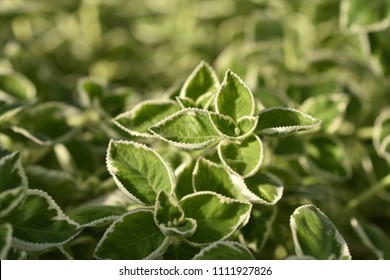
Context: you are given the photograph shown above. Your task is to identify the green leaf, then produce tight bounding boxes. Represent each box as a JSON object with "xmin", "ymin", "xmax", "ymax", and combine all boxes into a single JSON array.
[
  {"xmin": 175, "ymin": 96, "xmax": 195, "ymax": 109},
  {"xmin": 10, "ymin": 102, "xmax": 80, "ymax": 145},
  {"xmin": 180, "ymin": 61, "xmax": 219, "ymax": 101},
  {"xmin": 301, "ymin": 135, "xmax": 351, "ymax": 181},
  {"xmin": 341, "ymin": 0, "xmax": 390, "ymax": 32},
  {"xmin": 163, "ymin": 241, "xmax": 200, "ymax": 260},
  {"xmin": 283, "ymin": 14, "xmax": 315, "ymax": 71},
  {"xmin": 290, "ymin": 205, "xmax": 351, "ymax": 260},
  {"xmin": 373, "ymin": 109, "xmax": 390, "ymax": 163},
  {"xmin": 94, "ymin": 209, "xmax": 169, "ymax": 260},
  {"xmin": 77, "ymin": 78, "xmax": 105, "ymax": 107},
  {"xmin": 209, "ymin": 113, "xmax": 238, "ymax": 137},
  {"xmin": 68, "ymin": 205, "xmax": 127, "ymax": 227},
  {"xmin": 301, "ymin": 93, "xmax": 350, "ymax": 133},
  {"xmin": 3, "ymin": 189, "xmax": 81, "ymax": 251},
  {"xmin": 215, "ymin": 70, "xmax": 256, "ymax": 121},
  {"xmin": 210, "ymin": 113, "xmax": 258, "ymax": 140},
  {"xmin": 218, "ymin": 135, "xmax": 264, "ymax": 178},
  {"xmin": 240, "ymin": 207, "xmax": 277, "ymax": 252},
  {"xmin": 26, "ymin": 166, "xmax": 86, "ymax": 207},
  {"xmin": 0, "ymin": 100, "xmax": 35, "ymax": 126},
  {"xmin": 180, "ymin": 191, "xmax": 252, "ymax": 245},
  {"xmin": 154, "ymin": 191, "xmax": 183, "ymax": 225},
  {"xmin": 193, "ymin": 157, "xmax": 246, "ymax": 200},
  {"xmin": 0, "ymin": 151, "xmax": 27, "ymax": 218},
  {"xmin": 0, "ymin": 71, "xmax": 36, "ymax": 102},
  {"xmin": 351, "ymin": 218, "xmax": 390, "ymax": 260},
  {"xmin": 113, "ymin": 99, "xmax": 180, "ymax": 137},
  {"xmin": 192, "ymin": 241, "xmax": 255, "ymax": 260},
  {"xmin": 175, "ymin": 160, "xmax": 196, "ymax": 200},
  {"xmin": 256, "ymin": 107, "xmax": 321, "ymax": 138},
  {"xmin": 242, "ymin": 172, "xmax": 283, "ymax": 205},
  {"xmin": 149, "ymin": 108, "xmax": 221, "ymax": 150},
  {"xmin": 154, "ymin": 191, "xmax": 197, "ymax": 237},
  {"xmin": 0, "ymin": 223, "xmax": 13, "ymax": 260},
  {"xmin": 106, "ymin": 140, "xmax": 176, "ymax": 205},
  {"xmin": 237, "ymin": 116, "xmax": 259, "ymax": 137}
]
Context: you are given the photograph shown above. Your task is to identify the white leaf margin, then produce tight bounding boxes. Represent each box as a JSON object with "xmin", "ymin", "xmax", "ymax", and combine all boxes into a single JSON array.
[
  {"xmin": 179, "ymin": 60, "xmax": 220, "ymax": 98},
  {"xmin": 106, "ymin": 139, "xmax": 176, "ymax": 205},
  {"xmin": 217, "ymin": 135, "xmax": 264, "ymax": 178},
  {"xmin": 290, "ymin": 204, "xmax": 351, "ymax": 260},
  {"xmin": 234, "ymin": 172, "xmax": 284, "ymax": 206},
  {"xmin": 373, "ymin": 109, "xmax": 390, "ymax": 163},
  {"xmin": 149, "ymin": 108, "xmax": 222, "ymax": 150},
  {"xmin": 340, "ymin": 0, "xmax": 390, "ymax": 33},
  {"xmin": 192, "ymin": 240, "xmax": 255, "ymax": 260},
  {"xmin": 11, "ymin": 189, "xmax": 81, "ymax": 251},
  {"xmin": 0, "ymin": 151, "xmax": 28, "ymax": 218},
  {"xmin": 94, "ymin": 208, "xmax": 170, "ymax": 260},
  {"xmin": 256, "ymin": 107, "xmax": 321, "ymax": 137},
  {"xmin": 0, "ymin": 223, "xmax": 13, "ymax": 259},
  {"xmin": 215, "ymin": 69, "xmax": 256, "ymax": 120},
  {"xmin": 112, "ymin": 99, "xmax": 179, "ymax": 138},
  {"xmin": 179, "ymin": 191, "xmax": 252, "ymax": 246}
]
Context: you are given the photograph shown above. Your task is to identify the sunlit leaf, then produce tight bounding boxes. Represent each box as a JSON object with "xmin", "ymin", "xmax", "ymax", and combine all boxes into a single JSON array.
[{"xmin": 290, "ymin": 205, "xmax": 351, "ymax": 260}]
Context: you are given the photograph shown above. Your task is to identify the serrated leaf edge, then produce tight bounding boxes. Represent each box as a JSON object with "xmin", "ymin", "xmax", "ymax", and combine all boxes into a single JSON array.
[
  {"xmin": 0, "ymin": 223, "xmax": 13, "ymax": 259},
  {"xmin": 106, "ymin": 139, "xmax": 176, "ymax": 205},
  {"xmin": 290, "ymin": 204, "xmax": 351, "ymax": 260},
  {"xmin": 235, "ymin": 172, "xmax": 283, "ymax": 205},
  {"xmin": 180, "ymin": 191, "xmax": 252, "ymax": 246},
  {"xmin": 94, "ymin": 208, "xmax": 169, "ymax": 260},
  {"xmin": 179, "ymin": 61, "xmax": 219, "ymax": 98},
  {"xmin": 192, "ymin": 240, "xmax": 255, "ymax": 260},
  {"xmin": 0, "ymin": 151, "xmax": 28, "ymax": 218},
  {"xmin": 257, "ymin": 107, "xmax": 321, "ymax": 136},
  {"xmin": 112, "ymin": 99, "xmax": 179, "ymax": 138},
  {"xmin": 218, "ymin": 135, "xmax": 264, "ymax": 178},
  {"xmin": 159, "ymin": 218, "xmax": 197, "ymax": 238},
  {"xmin": 149, "ymin": 108, "xmax": 221, "ymax": 150},
  {"xmin": 11, "ymin": 189, "xmax": 81, "ymax": 251},
  {"xmin": 215, "ymin": 70, "xmax": 256, "ymax": 120}
]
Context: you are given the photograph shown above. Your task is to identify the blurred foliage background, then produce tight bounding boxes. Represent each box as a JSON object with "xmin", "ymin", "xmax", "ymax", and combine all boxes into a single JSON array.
[{"xmin": 1, "ymin": 0, "xmax": 390, "ymax": 259}]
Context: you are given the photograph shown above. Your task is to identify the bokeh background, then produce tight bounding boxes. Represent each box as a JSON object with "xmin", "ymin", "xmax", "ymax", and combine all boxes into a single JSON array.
[{"xmin": 1, "ymin": 0, "xmax": 390, "ymax": 259}]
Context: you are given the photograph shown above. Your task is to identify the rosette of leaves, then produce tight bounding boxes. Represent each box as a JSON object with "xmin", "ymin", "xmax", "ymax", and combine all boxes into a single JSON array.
[
  {"xmin": 95, "ymin": 62, "xmax": 322, "ymax": 259},
  {"xmin": 0, "ymin": 149, "xmax": 81, "ymax": 259},
  {"xmin": 95, "ymin": 139, "xmax": 253, "ymax": 259}
]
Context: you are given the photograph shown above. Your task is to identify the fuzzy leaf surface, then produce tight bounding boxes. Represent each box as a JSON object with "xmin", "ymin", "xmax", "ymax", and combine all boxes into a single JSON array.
[
  {"xmin": 256, "ymin": 107, "xmax": 321, "ymax": 138},
  {"xmin": 68, "ymin": 205, "xmax": 127, "ymax": 227},
  {"xmin": 180, "ymin": 61, "xmax": 219, "ymax": 101},
  {"xmin": 4, "ymin": 189, "xmax": 81, "ymax": 251},
  {"xmin": 193, "ymin": 158, "xmax": 245, "ymax": 199},
  {"xmin": 216, "ymin": 70, "xmax": 255, "ymax": 121},
  {"xmin": 179, "ymin": 192, "xmax": 251, "ymax": 245},
  {"xmin": 106, "ymin": 140, "xmax": 175, "ymax": 205},
  {"xmin": 218, "ymin": 135, "xmax": 264, "ymax": 178},
  {"xmin": 290, "ymin": 205, "xmax": 351, "ymax": 260},
  {"xmin": 149, "ymin": 108, "xmax": 221, "ymax": 150},
  {"xmin": 94, "ymin": 209, "xmax": 168, "ymax": 260},
  {"xmin": 242, "ymin": 172, "xmax": 283, "ymax": 205},
  {"xmin": 113, "ymin": 100, "xmax": 180, "ymax": 137}
]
